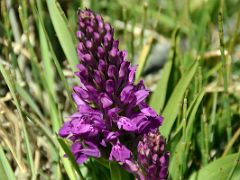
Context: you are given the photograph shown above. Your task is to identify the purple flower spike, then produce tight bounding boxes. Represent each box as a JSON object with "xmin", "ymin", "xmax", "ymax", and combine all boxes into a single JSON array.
[
  {"xmin": 137, "ymin": 131, "xmax": 169, "ymax": 180},
  {"xmin": 58, "ymin": 8, "xmax": 169, "ymax": 179}
]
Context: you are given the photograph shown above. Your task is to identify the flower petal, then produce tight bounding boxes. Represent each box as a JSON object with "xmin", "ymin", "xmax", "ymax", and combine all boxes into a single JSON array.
[
  {"xmin": 59, "ymin": 122, "xmax": 71, "ymax": 137},
  {"xmin": 80, "ymin": 148, "xmax": 100, "ymax": 157},
  {"xmin": 134, "ymin": 89, "xmax": 149, "ymax": 105},
  {"xmin": 109, "ymin": 142, "xmax": 131, "ymax": 162},
  {"xmin": 117, "ymin": 117, "xmax": 137, "ymax": 132},
  {"xmin": 99, "ymin": 93, "xmax": 113, "ymax": 108}
]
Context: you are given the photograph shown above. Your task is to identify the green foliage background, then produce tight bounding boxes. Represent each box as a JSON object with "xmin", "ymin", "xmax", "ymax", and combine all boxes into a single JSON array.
[{"xmin": 0, "ymin": 0, "xmax": 239, "ymax": 179}]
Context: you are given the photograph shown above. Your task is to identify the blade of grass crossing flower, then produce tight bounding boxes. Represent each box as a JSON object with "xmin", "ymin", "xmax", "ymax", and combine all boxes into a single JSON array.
[
  {"xmin": 189, "ymin": 153, "xmax": 240, "ymax": 180},
  {"xmin": 59, "ymin": 148, "xmax": 77, "ymax": 180},
  {"xmin": 0, "ymin": 64, "xmax": 36, "ymax": 178},
  {"xmin": 46, "ymin": 0, "xmax": 78, "ymax": 71},
  {"xmin": 57, "ymin": 138, "xmax": 84, "ymax": 180},
  {"xmin": 110, "ymin": 162, "xmax": 122, "ymax": 180},
  {"xmin": 149, "ymin": 28, "xmax": 179, "ymax": 113},
  {"xmin": 160, "ymin": 61, "xmax": 198, "ymax": 138},
  {"xmin": 0, "ymin": 145, "xmax": 16, "ymax": 180},
  {"xmin": 135, "ymin": 36, "xmax": 153, "ymax": 82}
]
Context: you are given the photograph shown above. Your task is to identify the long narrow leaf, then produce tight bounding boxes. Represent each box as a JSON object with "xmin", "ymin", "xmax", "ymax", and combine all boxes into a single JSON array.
[
  {"xmin": 150, "ymin": 28, "xmax": 179, "ymax": 113},
  {"xmin": 39, "ymin": 15, "xmax": 56, "ymax": 100},
  {"xmin": 0, "ymin": 145, "xmax": 16, "ymax": 180},
  {"xmin": 33, "ymin": 3, "xmax": 75, "ymax": 109},
  {"xmin": 169, "ymin": 90, "xmax": 205, "ymax": 179},
  {"xmin": 46, "ymin": 0, "xmax": 78, "ymax": 71},
  {"xmin": 160, "ymin": 61, "xmax": 198, "ymax": 137},
  {"xmin": 15, "ymin": 84, "xmax": 43, "ymax": 119}
]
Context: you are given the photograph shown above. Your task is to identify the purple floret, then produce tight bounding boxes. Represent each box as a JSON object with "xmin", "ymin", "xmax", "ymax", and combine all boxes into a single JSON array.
[{"xmin": 109, "ymin": 141, "xmax": 132, "ymax": 162}]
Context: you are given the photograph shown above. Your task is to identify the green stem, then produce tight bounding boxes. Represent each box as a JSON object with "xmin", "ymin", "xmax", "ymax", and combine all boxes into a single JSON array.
[{"xmin": 218, "ymin": 4, "xmax": 231, "ymax": 141}]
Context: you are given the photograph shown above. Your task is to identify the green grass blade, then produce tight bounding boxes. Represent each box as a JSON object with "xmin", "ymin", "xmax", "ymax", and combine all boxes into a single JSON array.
[
  {"xmin": 185, "ymin": 91, "xmax": 205, "ymax": 141},
  {"xmin": 46, "ymin": 0, "xmax": 78, "ymax": 71},
  {"xmin": 39, "ymin": 15, "xmax": 56, "ymax": 100},
  {"xmin": 160, "ymin": 61, "xmax": 198, "ymax": 138},
  {"xmin": 57, "ymin": 138, "xmax": 84, "ymax": 180},
  {"xmin": 218, "ymin": 4, "xmax": 231, "ymax": 141},
  {"xmin": 149, "ymin": 28, "xmax": 179, "ymax": 113},
  {"xmin": 33, "ymin": 3, "xmax": 75, "ymax": 109},
  {"xmin": 0, "ymin": 145, "xmax": 16, "ymax": 180},
  {"xmin": 15, "ymin": 84, "xmax": 43, "ymax": 119},
  {"xmin": 189, "ymin": 153, "xmax": 240, "ymax": 180}
]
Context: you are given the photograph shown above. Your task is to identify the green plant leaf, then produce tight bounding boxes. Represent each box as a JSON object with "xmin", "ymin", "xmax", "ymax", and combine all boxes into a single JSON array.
[
  {"xmin": 169, "ymin": 90, "xmax": 205, "ymax": 179},
  {"xmin": 189, "ymin": 153, "xmax": 240, "ymax": 180},
  {"xmin": 0, "ymin": 145, "xmax": 16, "ymax": 180},
  {"xmin": 95, "ymin": 158, "xmax": 110, "ymax": 169},
  {"xmin": 150, "ymin": 28, "xmax": 179, "ymax": 113},
  {"xmin": 160, "ymin": 61, "xmax": 198, "ymax": 138},
  {"xmin": 33, "ymin": 3, "xmax": 75, "ymax": 109},
  {"xmin": 39, "ymin": 13, "xmax": 56, "ymax": 100},
  {"xmin": 110, "ymin": 161, "xmax": 122, "ymax": 180},
  {"xmin": 46, "ymin": 0, "xmax": 78, "ymax": 71}
]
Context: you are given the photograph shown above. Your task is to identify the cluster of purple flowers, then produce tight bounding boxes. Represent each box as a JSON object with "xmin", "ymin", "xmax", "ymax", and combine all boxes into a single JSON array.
[
  {"xmin": 137, "ymin": 131, "xmax": 170, "ymax": 180},
  {"xmin": 59, "ymin": 9, "xmax": 169, "ymax": 179}
]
